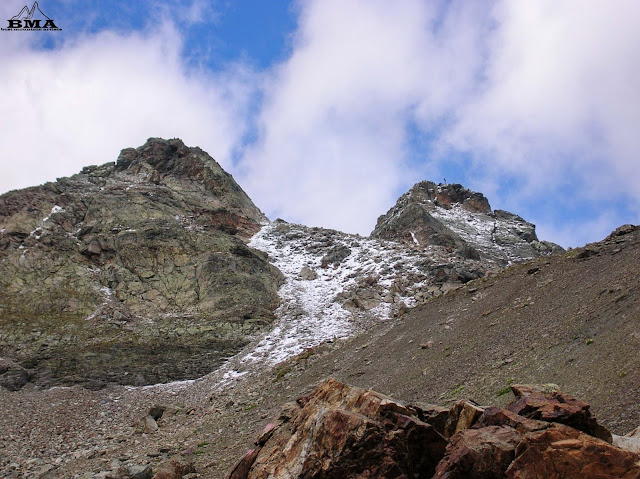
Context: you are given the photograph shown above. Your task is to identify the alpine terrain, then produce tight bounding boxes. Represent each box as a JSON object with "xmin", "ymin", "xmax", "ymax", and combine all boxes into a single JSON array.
[{"xmin": 1, "ymin": 138, "xmax": 638, "ymax": 479}]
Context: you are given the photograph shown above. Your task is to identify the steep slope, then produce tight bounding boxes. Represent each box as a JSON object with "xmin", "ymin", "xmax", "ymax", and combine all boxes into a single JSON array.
[
  {"xmin": 280, "ymin": 225, "xmax": 640, "ymax": 432},
  {"xmin": 0, "ymin": 138, "xmax": 283, "ymax": 389},
  {"xmin": 372, "ymin": 181, "xmax": 563, "ymax": 266},
  {"xmin": 1, "ymin": 225, "xmax": 636, "ymax": 478}
]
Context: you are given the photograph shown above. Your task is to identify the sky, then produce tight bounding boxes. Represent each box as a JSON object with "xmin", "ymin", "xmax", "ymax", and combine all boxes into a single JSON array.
[{"xmin": 1, "ymin": 0, "xmax": 639, "ymax": 248}]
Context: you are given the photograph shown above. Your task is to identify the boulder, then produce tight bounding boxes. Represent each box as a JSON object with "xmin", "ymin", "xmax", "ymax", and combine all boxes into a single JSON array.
[
  {"xmin": 152, "ymin": 460, "xmax": 196, "ymax": 479},
  {"xmin": 226, "ymin": 378, "xmax": 447, "ymax": 479},
  {"xmin": 613, "ymin": 425, "xmax": 640, "ymax": 454},
  {"xmin": 299, "ymin": 266, "xmax": 317, "ymax": 280},
  {"xmin": 228, "ymin": 380, "xmax": 639, "ymax": 479},
  {"xmin": 506, "ymin": 384, "xmax": 612, "ymax": 443},
  {"xmin": 433, "ymin": 425, "xmax": 522, "ymax": 479},
  {"xmin": 505, "ymin": 425, "xmax": 640, "ymax": 478}
]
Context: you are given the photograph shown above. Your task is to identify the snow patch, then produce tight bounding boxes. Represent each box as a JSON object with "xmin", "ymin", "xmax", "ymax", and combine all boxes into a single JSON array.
[{"xmin": 42, "ymin": 205, "xmax": 64, "ymax": 222}]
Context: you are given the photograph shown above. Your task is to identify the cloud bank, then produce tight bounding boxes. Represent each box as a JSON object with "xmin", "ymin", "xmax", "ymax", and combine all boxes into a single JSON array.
[
  {"xmin": 0, "ymin": 6, "xmax": 254, "ymax": 193},
  {"xmin": 1, "ymin": 0, "xmax": 639, "ymax": 247}
]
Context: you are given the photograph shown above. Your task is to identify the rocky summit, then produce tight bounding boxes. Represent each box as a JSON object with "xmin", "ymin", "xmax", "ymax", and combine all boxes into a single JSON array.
[
  {"xmin": 0, "ymin": 138, "xmax": 283, "ymax": 389},
  {"xmin": 372, "ymin": 181, "xmax": 563, "ymax": 266},
  {"xmin": 0, "ymin": 138, "xmax": 638, "ymax": 479}
]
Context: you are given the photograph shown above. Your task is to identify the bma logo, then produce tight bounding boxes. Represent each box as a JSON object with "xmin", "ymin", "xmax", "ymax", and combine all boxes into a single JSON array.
[{"xmin": 2, "ymin": 1, "xmax": 61, "ymax": 31}]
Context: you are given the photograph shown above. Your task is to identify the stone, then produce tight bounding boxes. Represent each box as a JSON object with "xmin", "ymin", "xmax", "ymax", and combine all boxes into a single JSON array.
[
  {"xmin": 475, "ymin": 406, "xmax": 550, "ymax": 435},
  {"xmin": 142, "ymin": 416, "xmax": 158, "ymax": 434},
  {"xmin": 227, "ymin": 378, "xmax": 447, "ymax": 479},
  {"xmin": 505, "ymin": 425, "xmax": 640, "ymax": 478},
  {"xmin": 433, "ymin": 425, "xmax": 522, "ymax": 478},
  {"xmin": 152, "ymin": 460, "xmax": 196, "ymax": 479},
  {"xmin": 126, "ymin": 465, "xmax": 153, "ymax": 479},
  {"xmin": 0, "ymin": 359, "xmax": 30, "ymax": 391},
  {"xmin": 506, "ymin": 384, "xmax": 612, "ymax": 443},
  {"xmin": 320, "ymin": 245, "xmax": 352, "ymax": 267},
  {"xmin": 613, "ymin": 425, "xmax": 640, "ymax": 454},
  {"xmin": 443, "ymin": 399, "xmax": 484, "ymax": 439},
  {"xmin": 299, "ymin": 266, "xmax": 317, "ymax": 280}
]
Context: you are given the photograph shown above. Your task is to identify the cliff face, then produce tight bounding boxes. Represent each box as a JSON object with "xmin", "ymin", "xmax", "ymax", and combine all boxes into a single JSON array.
[
  {"xmin": 372, "ymin": 181, "xmax": 563, "ymax": 266},
  {"xmin": 0, "ymin": 138, "xmax": 283, "ymax": 389}
]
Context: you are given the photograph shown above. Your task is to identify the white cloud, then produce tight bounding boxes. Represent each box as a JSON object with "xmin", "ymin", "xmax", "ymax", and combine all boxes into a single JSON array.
[
  {"xmin": 448, "ymin": 0, "xmax": 640, "ymax": 210},
  {"xmin": 240, "ymin": 0, "xmax": 640, "ymax": 244},
  {"xmin": 0, "ymin": 16, "xmax": 254, "ymax": 194},
  {"xmin": 239, "ymin": 0, "xmax": 486, "ymax": 234},
  {"xmin": 1, "ymin": 0, "xmax": 639, "ymax": 247}
]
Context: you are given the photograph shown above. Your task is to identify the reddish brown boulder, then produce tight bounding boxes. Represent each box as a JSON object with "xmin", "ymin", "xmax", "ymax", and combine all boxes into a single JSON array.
[
  {"xmin": 475, "ymin": 406, "xmax": 550, "ymax": 435},
  {"xmin": 151, "ymin": 460, "xmax": 195, "ymax": 479},
  {"xmin": 443, "ymin": 400, "xmax": 484, "ymax": 439},
  {"xmin": 506, "ymin": 384, "xmax": 612, "ymax": 442},
  {"xmin": 226, "ymin": 378, "xmax": 447, "ymax": 479},
  {"xmin": 505, "ymin": 425, "xmax": 640, "ymax": 479},
  {"xmin": 433, "ymin": 425, "xmax": 522, "ymax": 478},
  {"xmin": 227, "ymin": 381, "xmax": 636, "ymax": 479}
]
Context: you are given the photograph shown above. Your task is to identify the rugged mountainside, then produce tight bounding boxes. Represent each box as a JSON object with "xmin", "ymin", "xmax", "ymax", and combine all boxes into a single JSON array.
[
  {"xmin": 1, "ymin": 224, "xmax": 635, "ymax": 478},
  {"xmin": 372, "ymin": 181, "xmax": 563, "ymax": 266},
  {"xmin": 0, "ymin": 138, "xmax": 283, "ymax": 389},
  {"xmin": 0, "ymin": 138, "xmax": 638, "ymax": 479}
]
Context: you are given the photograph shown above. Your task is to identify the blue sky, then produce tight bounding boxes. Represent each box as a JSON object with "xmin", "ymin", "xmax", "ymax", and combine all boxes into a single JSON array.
[{"xmin": 1, "ymin": 0, "xmax": 639, "ymax": 247}]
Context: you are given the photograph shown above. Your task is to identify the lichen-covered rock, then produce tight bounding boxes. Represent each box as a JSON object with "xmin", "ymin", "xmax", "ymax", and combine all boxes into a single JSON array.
[{"xmin": 0, "ymin": 138, "xmax": 283, "ymax": 388}]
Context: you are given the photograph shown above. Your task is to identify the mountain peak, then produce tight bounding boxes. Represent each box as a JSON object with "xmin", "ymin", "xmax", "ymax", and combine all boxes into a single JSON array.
[{"xmin": 372, "ymin": 180, "xmax": 563, "ymax": 265}]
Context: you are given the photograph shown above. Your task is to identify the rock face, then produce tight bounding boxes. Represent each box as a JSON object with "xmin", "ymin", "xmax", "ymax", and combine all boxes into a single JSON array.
[
  {"xmin": 372, "ymin": 181, "xmax": 563, "ymax": 266},
  {"xmin": 229, "ymin": 379, "xmax": 639, "ymax": 479},
  {"xmin": 0, "ymin": 138, "xmax": 283, "ymax": 388},
  {"xmin": 227, "ymin": 378, "xmax": 448, "ymax": 479}
]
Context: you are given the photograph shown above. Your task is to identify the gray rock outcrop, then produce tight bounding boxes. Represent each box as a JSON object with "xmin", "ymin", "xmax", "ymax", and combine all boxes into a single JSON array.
[
  {"xmin": 0, "ymin": 138, "xmax": 283, "ymax": 389},
  {"xmin": 372, "ymin": 181, "xmax": 563, "ymax": 266}
]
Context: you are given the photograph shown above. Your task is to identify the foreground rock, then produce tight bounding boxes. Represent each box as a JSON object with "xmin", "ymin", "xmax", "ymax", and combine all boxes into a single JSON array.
[
  {"xmin": 228, "ymin": 378, "xmax": 448, "ymax": 478},
  {"xmin": 229, "ymin": 379, "xmax": 639, "ymax": 479},
  {"xmin": 0, "ymin": 138, "xmax": 283, "ymax": 388}
]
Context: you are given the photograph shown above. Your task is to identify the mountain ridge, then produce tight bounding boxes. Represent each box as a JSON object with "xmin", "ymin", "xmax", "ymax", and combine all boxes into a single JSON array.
[{"xmin": 0, "ymin": 138, "xmax": 637, "ymax": 478}]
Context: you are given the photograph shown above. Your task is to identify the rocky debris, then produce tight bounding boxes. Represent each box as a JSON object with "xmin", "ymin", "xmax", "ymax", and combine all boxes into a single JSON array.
[
  {"xmin": 0, "ymin": 138, "xmax": 283, "ymax": 388},
  {"xmin": 506, "ymin": 383, "xmax": 612, "ymax": 443},
  {"xmin": 246, "ymin": 219, "xmax": 484, "ymax": 364},
  {"xmin": 371, "ymin": 181, "xmax": 563, "ymax": 266},
  {"xmin": 229, "ymin": 379, "xmax": 635, "ymax": 479},
  {"xmin": 242, "ymin": 218, "xmax": 512, "ymax": 368}
]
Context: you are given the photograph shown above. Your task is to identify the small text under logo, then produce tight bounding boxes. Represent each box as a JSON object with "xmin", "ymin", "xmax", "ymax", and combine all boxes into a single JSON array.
[{"xmin": 2, "ymin": 1, "xmax": 61, "ymax": 31}]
